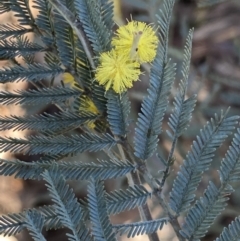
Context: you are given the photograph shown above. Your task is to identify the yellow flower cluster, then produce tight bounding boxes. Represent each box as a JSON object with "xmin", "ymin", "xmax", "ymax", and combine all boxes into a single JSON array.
[
  {"xmin": 62, "ymin": 73, "xmax": 99, "ymax": 130},
  {"xmin": 62, "ymin": 72, "xmax": 82, "ymax": 91},
  {"xmin": 79, "ymin": 95, "xmax": 99, "ymax": 115},
  {"xmin": 95, "ymin": 50, "xmax": 141, "ymax": 94},
  {"xmin": 95, "ymin": 20, "xmax": 158, "ymax": 94}
]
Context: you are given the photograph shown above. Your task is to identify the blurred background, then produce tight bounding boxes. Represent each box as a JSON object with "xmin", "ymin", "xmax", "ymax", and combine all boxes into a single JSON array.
[{"xmin": 0, "ymin": 0, "xmax": 240, "ymax": 240}]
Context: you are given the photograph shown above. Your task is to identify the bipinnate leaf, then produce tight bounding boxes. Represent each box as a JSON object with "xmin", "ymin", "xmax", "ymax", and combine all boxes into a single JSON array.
[
  {"xmin": 219, "ymin": 128, "xmax": 240, "ymax": 183},
  {"xmin": 180, "ymin": 182, "xmax": 233, "ymax": 240},
  {"xmin": 24, "ymin": 211, "xmax": 46, "ymax": 241},
  {"xmin": 106, "ymin": 185, "xmax": 152, "ymax": 214},
  {"xmin": 0, "ymin": 158, "xmax": 136, "ymax": 181},
  {"xmin": 87, "ymin": 179, "xmax": 116, "ymax": 241},
  {"xmin": 0, "ymin": 86, "xmax": 80, "ymax": 106},
  {"xmin": 0, "ymin": 133, "xmax": 116, "ymax": 155},
  {"xmin": 167, "ymin": 29, "xmax": 196, "ymax": 140},
  {"xmin": 169, "ymin": 112, "xmax": 239, "ymax": 214},
  {"xmin": 215, "ymin": 217, "xmax": 240, "ymax": 241},
  {"xmin": 42, "ymin": 168, "xmax": 92, "ymax": 241},
  {"xmin": 106, "ymin": 90, "xmax": 130, "ymax": 137},
  {"xmin": 134, "ymin": 0, "xmax": 176, "ymax": 160},
  {"xmin": 115, "ymin": 218, "xmax": 168, "ymax": 238}
]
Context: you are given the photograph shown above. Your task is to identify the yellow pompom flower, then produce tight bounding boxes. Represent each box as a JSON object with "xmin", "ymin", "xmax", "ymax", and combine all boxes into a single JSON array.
[
  {"xmin": 63, "ymin": 72, "xmax": 75, "ymax": 87},
  {"xmin": 95, "ymin": 49, "xmax": 141, "ymax": 94},
  {"xmin": 62, "ymin": 72, "xmax": 82, "ymax": 90},
  {"xmin": 112, "ymin": 21, "xmax": 158, "ymax": 63},
  {"xmin": 79, "ymin": 95, "xmax": 99, "ymax": 115},
  {"xmin": 79, "ymin": 95, "xmax": 99, "ymax": 130}
]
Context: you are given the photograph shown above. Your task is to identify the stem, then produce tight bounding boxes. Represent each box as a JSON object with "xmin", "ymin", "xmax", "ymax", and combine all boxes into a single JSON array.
[
  {"xmin": 159, "ymin": 197, "xmax": 184, "ymax": 241},
  {"xmin": 160, "ymin": 137, "xmax": 177, "ymax": 188},
  {"xmin": 122, "ymin": 140, "xmax": 184, "ymax": 241},
  {"xmin": 117, "ymin": 142, "xmax": 161, "ymax": 241},
  {"xmin": 139, "ymin": 163, "xmax": 185, "ymax": 241},
  {"xmin": 47, "ymin": 0, "xmax": 96, "ymax": 69},
  {"xmin": 123, "ymin": 141, "xmax": 184, "ymax": 241}
]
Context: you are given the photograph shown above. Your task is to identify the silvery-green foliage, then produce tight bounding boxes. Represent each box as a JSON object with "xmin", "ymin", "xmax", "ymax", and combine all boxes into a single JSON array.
[
  {"xmin": 0, "ymin": 0, "xmax": 239, "ymax": 241},
  {"xmin": 215, "ymin": 217, "xmax": 240, "ymax": 241},
  {"xmin": 134, "ymin": 0, "xmax": 176, "ymax": 160},
  {"xmin": 0, "ymin": 87, "xmax": 80, "ymax": 105},
  {"xmin": 169, "ymin": 112, "xmax": 239, "ymax": 214},
  {"xmin": 23, "ymin": 211, "xmax": 46, "ymax": 241},
  {"xmin": 106, "ymin": 90, "xmax": 130, "ymax": 137}
]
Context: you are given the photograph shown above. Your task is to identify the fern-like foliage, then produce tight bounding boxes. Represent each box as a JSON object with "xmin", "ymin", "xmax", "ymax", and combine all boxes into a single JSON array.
[
  {"xmin": 106, "ymin": 185, "xmax": 152, "ymax": 214},
  {"xmin": 0, "ymin": 23, "xmax": 32, "ymax": 38},
  {"xmin": 167, "ymin": 29, "xmax": 196, "ymax": 141},
  {"xmin": 33, "ymin": 0, "xmax": 53, "ymax": 45},
  {"xmin": 5, "ymin": 0, "xmax": 35, "ymax": 26},
  {"xmin": 0, "ymin": 158, "xmax": 136, "ymax": 180},
  {"xmin": 134, "ymin": 0, "xmax": 176, "ymax": 160},
  {"xmin": 0, "ymin": 111, "xmax": 97, "ymax": 131},
  {"xmin": 37, "ymin": 205, "xmax": 63, "ymax": 231},
  {"xmin": 159, "ymin": 29, "xmax": 197, "ymax": 187},
  {"xmin": 0, "ymin": 36, "xmax": 44, "ymax": 59},
  {"xmin": 87, "ymin": 179, "xmax": 116, "ymax": 241},
  {"xmin": 106, "ymin": 90, "xmax": 130, "ymax": 137},
  {"xmin": 180, "ymin": 127, "xmax": 240, "ymax": 240},
  {"xmin": 0, "ymin": 213, "xmax": 25, "ymax": 236},
  {"xmin": 0, "ymin": 133, "xmax": 116, "ymax": 155},
  {"xmin": 218, "ymin": 128, "xmax": 240, "ymax": 183},
  {"xmin": 73, "ymin": 0, "xmax": 113, "ymax": 112},
  {"xmin": 180, "ymin": 181, "xmax": 233, "ymax": 240},
  {"xmin": 42, "ymin": 168, "xmax": 92, "ymax": 241},
  {"xmin": 53, "ymin": 9, "xmax": 75, "ymax": 68},
  {"xmin": 0, "ymin": 0, "xmax": 240, "ymax": 241},
  {"xmin": 24, "ymin": 211, "xmax": 46, "ymax": 241},
  {"xmin": 0, "ymin": 184, "xmax": 152, "ymax": 236},
  {"xmin": 0, "ymin": 63, "xmax": 63, "ymax": 83},
  {"xmin": 0, "ymin": 86, "xmax": 80, "ymax": 105},
  {"xmin": 169, "ymin": 112, "xmax": 239, "ymax": 214},
  {"xmin": 215, "ymin": 217, "xmax": 240, "ymax": 241},
  {"xmin": 114, "ymin": 218, "xmax": 168, "ymax": 238},
  {"xmin": 74, "ymin": 0, "xmax": 113, "ymax": 54}
]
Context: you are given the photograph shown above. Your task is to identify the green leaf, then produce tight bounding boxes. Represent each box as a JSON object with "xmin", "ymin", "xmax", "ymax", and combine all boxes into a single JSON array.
[
  {"xmin": 0, "ymin": 63, "xmax": 64, "ymax": 83},
  {"xmin": 24, "ymin": 211, "xmax": 46, "ymax": 241},
  {"xmin": 106, "ymin": 90, "xmax": 130, "ymax": 137},
  {"xmin": 0, "ymin": 86, "xmax": 80, "ymax": 105},
  {"xmin": 87, "ymin": 179, "xmax": 116, "ymax": 241},
  {"xmin": 0, "ymin": 158, "xmax": 136, "ymax": 180},
  {"xmin": 42, "ymin": 168, "xmax": 92, "ymax": 241},
  {"xmin": 0, "ymin": 111, "xmax": 97, "ymax": 131},
  {"xmin": 115, "ymin": 218, "xmax": 168, "ymax": 238},
  {"xmin": 215, "ymin": 217, "xmax": 240, "ymax": 241},
  {"xmin": 134, "ymin": 0, "xmax": 176, "ymax": 160},
  {"xmin": 0, "ymin": 133, "xmax": 116, "ymax": 155},
  {"xmin": 180, "ymin": 182, "xmax": 234, "ymax": 240},
  {"xmin": 169, "ymin": 113, "xmax": 239, "ymax": 214}
]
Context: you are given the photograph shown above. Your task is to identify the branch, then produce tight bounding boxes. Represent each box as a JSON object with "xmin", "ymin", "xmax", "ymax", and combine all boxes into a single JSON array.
[
  {"xmin": 117, "ymin": 142, "xmax": 160, "ymax": 241},
  {"xmin": 140, "ymin": 163, "xmax": 184, "ymax": 241},
  {"xmin": 47, "ymin": 0, "xmax": 96, "ymax": 69},
  {"xmin": 122, "ymin": 140, "xmax": 185, "ymax": 241}
]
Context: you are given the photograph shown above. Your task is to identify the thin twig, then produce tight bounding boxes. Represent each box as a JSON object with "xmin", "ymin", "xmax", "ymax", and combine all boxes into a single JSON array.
[
  {"xmin": 139, "ymin": 163, "xmax": 185, "ymax": 241},
  {"xmin": 160, "ymin": 137, "xmax": 177, "ymax": 188},
  {"xmin": 129, "ymin": 155, "xmax": 183, "ymax": 241},
  {"xmin": 117, "ymin": 142, "xmax": 161, "ymax": 241},
  {"xmin": 47, "ymin": 0, "xmax": 96, "ymax": 69},
  {"xmin": 122, "ymin": 140, "xmax": 184, "ymax": 241}
]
